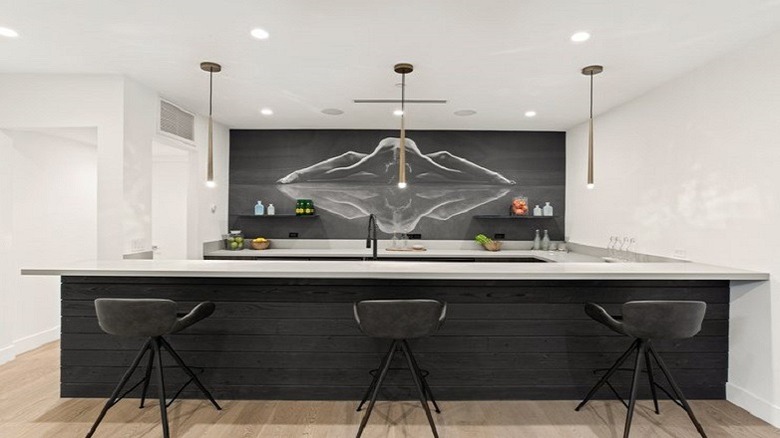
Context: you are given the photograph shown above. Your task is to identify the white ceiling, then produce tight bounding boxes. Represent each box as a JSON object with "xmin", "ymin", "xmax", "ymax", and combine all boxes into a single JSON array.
[{"xmin": 2, "ymin": 0, "xmax": 780, "ymax": 130}]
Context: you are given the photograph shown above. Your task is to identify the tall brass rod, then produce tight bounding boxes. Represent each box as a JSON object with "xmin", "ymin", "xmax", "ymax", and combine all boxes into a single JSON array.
[{"xmin": 398, "ymin": 72, "xmax": 407, "ymax": 187}]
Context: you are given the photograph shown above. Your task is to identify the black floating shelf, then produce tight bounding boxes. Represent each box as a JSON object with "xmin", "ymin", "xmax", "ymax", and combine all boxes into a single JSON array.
[
  {"xmin": 474, "ymin": 215, "xmax": 558, "ymax": 219},
  {"xmin": 237, "ymin": 214, "xmax": 319, "ymax": 218}
]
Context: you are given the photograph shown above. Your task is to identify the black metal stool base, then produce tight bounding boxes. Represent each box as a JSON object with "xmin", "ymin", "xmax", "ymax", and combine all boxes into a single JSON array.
[
  {"xmin": 355, "ymin": 340, "xmax": 440, "ymax": 438},
  {"xmin": 85, "ymin": 337, "xmax": 221, "ymax": 438},
  {"xmin": 575, "ymin": 339, "xmax": 708, "ymax": 438}
]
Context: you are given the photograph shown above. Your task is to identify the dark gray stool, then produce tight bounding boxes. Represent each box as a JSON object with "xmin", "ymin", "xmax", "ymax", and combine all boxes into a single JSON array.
[
  {"xmin": 353, "ymin": 299, "xmax": 447, "ymax": 438},
  {"xmin": 576, "ymin": 300, "xmax": 708, "ymax": 438},
  {"xmin": 86, "ymin": 299, "xmax": 221, "ymax": 438}
]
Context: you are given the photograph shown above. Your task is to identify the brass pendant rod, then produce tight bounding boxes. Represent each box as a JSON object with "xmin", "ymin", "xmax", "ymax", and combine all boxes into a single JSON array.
[
  {"xmin": 587, "ymin": 71, "xmax": 594, "ymax": 187},
  {"xmin": 200, "ymin": 62, "xmax": 221, "ymax": 187},
  {"xmin": 207, "ymin": 68, "xmax": 214, "ymax": 185},
  {"xmin": 399, "ymin": 71, "xmax": 407, "ymax": 187},
  {"xmin": 581, "ymin": 65, "xmax": 602, "ymax": 189}
]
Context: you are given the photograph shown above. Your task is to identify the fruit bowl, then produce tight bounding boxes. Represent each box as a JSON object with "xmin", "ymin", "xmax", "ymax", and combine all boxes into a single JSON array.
[
  {"xmin": 482, "ymin": 241, "xmax": 502, "ymax": 252},
  {"xmin": 251, "ymin": 240, "xmax": 270, "ymax": 250}
]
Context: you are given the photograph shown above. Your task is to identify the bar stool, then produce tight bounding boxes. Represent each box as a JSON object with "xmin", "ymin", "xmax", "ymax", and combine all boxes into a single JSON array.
[
  {"xmin": 86, "ymin": 299, "xmax": 222, "ymax": 438},
  {"xmin": 575, "ymin": 300, "xmax": 708, "ymax": 438},
  {"xmin": 353, "ymin": 299, "xmax": 447, "ymax": 438}
]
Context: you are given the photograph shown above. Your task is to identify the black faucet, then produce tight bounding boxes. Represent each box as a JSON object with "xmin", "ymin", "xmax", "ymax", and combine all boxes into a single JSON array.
[{"xmin": 366, "ymin": 214, "xmax": 378, "ymax": 260}]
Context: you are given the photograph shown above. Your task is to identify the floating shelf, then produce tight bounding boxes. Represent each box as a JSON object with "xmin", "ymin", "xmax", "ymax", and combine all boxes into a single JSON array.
[
  {"xmin": 474, "ymin": 215, "xmax": 558, "ymax": 219},
  {"xmin": 237, "ymin": 214, "xmax": 319, "ymax": 218}
]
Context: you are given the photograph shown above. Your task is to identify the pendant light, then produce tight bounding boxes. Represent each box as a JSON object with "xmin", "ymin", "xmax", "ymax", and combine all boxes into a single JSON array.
[
  {"xmin": 581, "ymin": 65, "xmax": 603, "ymax": 189},
  {"xmin": 394, "ymin": 63, "xmax": 413, "ymax": 189},
  {"xmin": 201, "ymin": 61, "xmax": 222, "ymax": 188}
]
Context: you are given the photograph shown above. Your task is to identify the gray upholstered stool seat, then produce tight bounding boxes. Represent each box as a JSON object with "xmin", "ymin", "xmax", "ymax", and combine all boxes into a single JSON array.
[
  {"xmin": 576, "ymin": 300, "xmax": 708, "ymax": 438},
  {"xmin": 86, "ymin": 299, "xmax": 221, "ymax": 438},
  {"xmin": 353, "ymin": 299, "xmax": 447, "ymax": 438}
]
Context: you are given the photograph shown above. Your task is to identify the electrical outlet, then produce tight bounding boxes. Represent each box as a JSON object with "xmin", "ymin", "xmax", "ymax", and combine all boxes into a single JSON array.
[
  {"xmin": 289, "ymin": 232, "xmax": 299, "ymax": 238},
  {"xmin": 407, "ymin": 233, "xmax": 422, "ymax": 240},
  {"xmin": 672, "ymin": 248, "xmax": 687, "ymax": 259},
  {"xmin": 494, "ymin": 233, "xmax": 505, "ymax": 240}
]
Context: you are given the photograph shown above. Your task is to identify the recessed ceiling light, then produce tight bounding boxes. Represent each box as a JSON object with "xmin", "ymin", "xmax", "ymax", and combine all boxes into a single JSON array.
[
  {"xmin": 260, "ymin": 108, "xmax": 273, "ymax": 116},
  {"xmin": 250, "ymin": 28, "xmax": 270, "ymax": 40},
  {"xmin": 525, "ymin": 110, "xmax": 537, "ymax": 117},
  {"xmin": 393, "ymin": 109, "xmax": 404, "ymax": 116},
  {"xmin": 321, "ymin": 108, "xmax": 344, "ymax": 115},
  {"xmin": 571, "ymin": 32, "xmax": 590, "ymax": 43},
  {"xmin": 0, "ymin": 27, "xmax": 19, "ymax": 38}
]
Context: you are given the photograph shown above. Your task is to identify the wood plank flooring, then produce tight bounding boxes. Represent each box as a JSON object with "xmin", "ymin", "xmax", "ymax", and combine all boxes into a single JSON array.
[{"xmin": 0, "ymin": 342, "xmax": 777, "ymax": 438}]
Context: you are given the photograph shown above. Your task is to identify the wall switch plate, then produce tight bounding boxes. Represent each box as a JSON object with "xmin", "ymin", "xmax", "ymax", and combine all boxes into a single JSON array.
[
  {"xmin": 289, "ymin": 232, "xmax": 299, "ymax": 238},
  {"xmin": 407, "ymin": 233, "xmax": 422, "ymax": 240},
  {"xmin": 494, "ymin": 233, "xmax": 505, "ymax": 239}
]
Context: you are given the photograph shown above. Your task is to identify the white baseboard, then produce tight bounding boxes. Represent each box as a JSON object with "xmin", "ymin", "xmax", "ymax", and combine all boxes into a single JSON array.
[
  {"xmin": 0, "ymin": 344, "xmax": 14, "ymax": 366},
  {"xmin": 727, "ymin": 382, "xmax": 780, "ymax": 428},
  {"xmin": 12, "ymin": 326, "xmax": 60, "ymax": 357}
]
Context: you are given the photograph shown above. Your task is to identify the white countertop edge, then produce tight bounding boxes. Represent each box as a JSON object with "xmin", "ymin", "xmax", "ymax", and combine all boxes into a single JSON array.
[{"xmin": 20, "ymin": 260, "xmax": 769, "ymax": 281}]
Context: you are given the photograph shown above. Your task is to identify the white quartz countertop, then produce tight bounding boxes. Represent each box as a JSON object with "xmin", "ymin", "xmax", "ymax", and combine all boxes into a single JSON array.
[{"xmin": 22, "ymin": 259, "xmax": 768, "ymax": 281}]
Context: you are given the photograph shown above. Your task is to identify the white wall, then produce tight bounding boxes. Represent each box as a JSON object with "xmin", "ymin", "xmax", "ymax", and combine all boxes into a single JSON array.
[
  {"xmin": 0, "ymin": 75, "xmax": 124, "ymax": 260},
  {"xmin": 1, "ymin": 128, "xmax": 98, "ymax": 357},
  {"xmin": 0, "ymin": 132, "xmax": 15, "ymax": 364},
  {"xmin": 152, "ymin": 144, "xmax": 189, "ymax": 259},
  {"xmin": 566, "ymin": 29, "xmax": 780, "ymax": 426},
  {"xmin": 123, "ymin": 79, "xmax": 158, "ymax": 255},
  {"xmin": 0, "ymin": 74, "xmax": 230, "ymax": 363}
]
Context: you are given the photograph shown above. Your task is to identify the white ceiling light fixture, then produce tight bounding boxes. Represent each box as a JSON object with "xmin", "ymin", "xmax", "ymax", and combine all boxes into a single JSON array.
[
  {"xmin": 260, "ymin": 108, "xmax": 274, "ymax": 116},
  {"xmin": 571, "ymin": 31, "xmax": 591, "ymax": 42},
  {"xmin": 582, "ymin": 65, "xmax": 604, "ymax": 189},
  {"xmin": 393, "ymin": 109, "xmax": 404, "ymax": 116},
  {"xmin": 524, "ymin": 110, "xmax": 537, "ymax": 117},
  {"xmin": 200, "ymin": 61, "xmax": 221, "ymax": 188},
  {"xmin": 454, "ymin": 110, "xmax": 477, "ymax": 116},
  {"xmin": 394, "ymin": 63, "xmax": 413, "ymax": 189},
  {"xmin": 250, "ymin": 28, "xmax": 270, "ymax": 40},
  {"xmin": 0, "ymin": 27, "xmax": 19, "ymax": 38}
]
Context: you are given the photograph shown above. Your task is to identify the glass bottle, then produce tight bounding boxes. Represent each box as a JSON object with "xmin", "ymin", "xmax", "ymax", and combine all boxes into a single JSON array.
[
  {"xmin": 541, "ymin": 230, "xmax": 551, "ymax": 251},
  {"xmin": 533, "ymin": 229, "xmax": 541, "ymax": 250}
]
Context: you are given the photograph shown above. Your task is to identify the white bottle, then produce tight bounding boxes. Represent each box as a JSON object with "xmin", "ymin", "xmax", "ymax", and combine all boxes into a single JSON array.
[
  {"xmin": 267, "ymin": 204, "xmax": 275, "ymax": 215},
  {"xmin": 532, "ymin": 230, "xmax": 541, "ymax": 250},
  {"xmin": 533, "ymin": 205, "xmax": 542, "ymax": 216},
  {"xmin": 541, "ymin": 229, "xmax": 551, "ymax": 250},
  {"xmin": 254, "ymin": 201, "xmax": 265, "ymax": 216},
  {"xmin": 542, "ymin": 202, "xmax": 553, "ymax": 216}
]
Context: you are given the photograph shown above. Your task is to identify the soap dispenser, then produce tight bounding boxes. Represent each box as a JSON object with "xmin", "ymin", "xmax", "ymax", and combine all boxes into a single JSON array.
[
  {"xmin": 254, "ymin": 201, "xmax": 265, "ymax": 216},
  {"xmin": 542, "ymin": 202, "xmax": 553, "ymax": 216},
  {"xmin": 267, "ymin": 203, "xmax": 275, "ymax": 216},
  {"xmin": 533, "ymin": 205, "xmax": 542, "ymax": 216},
  {"xmin": 533, "ymin": 229, "xmax": 541, "ymax": 250},
  {"xmin": 541, "ymin": 229, "xmax": 551, "ymax": 250}
]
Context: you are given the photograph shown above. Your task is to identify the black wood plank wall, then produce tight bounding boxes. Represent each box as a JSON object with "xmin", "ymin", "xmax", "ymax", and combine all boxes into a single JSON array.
[{"xmin": 61, "ymin": 277, "xmax": 729, "ymax": 400}]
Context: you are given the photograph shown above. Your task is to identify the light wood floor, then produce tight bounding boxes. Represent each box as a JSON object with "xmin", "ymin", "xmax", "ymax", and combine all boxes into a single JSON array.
[{"xmin": 0, "ymin": 342, "xmax": 778, "ymax": 438}]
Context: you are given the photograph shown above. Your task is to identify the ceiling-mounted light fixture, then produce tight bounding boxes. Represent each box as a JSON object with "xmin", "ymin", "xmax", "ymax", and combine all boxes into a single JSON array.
[
  {"xmin": 201, "ymin": 61, "xmax": 222, "ymax": 188},
  {"xmin": 394, "ymin": 63, "xmax": 413, "ymax": 189},
  {"xmin": 582, "ymin": 65, "xmax": 603, "ymax": 189}
]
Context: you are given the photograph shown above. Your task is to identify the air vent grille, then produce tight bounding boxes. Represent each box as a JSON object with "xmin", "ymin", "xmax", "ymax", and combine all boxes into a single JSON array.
[{"xmin": 159, "ymin": 100, "xmax": 195, "ymax": 142}]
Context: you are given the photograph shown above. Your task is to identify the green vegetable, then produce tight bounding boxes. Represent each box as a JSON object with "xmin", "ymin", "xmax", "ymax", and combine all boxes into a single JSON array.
[{"xmin": 475, "ymin": 234, "xmax": 493, "ymax": 245}]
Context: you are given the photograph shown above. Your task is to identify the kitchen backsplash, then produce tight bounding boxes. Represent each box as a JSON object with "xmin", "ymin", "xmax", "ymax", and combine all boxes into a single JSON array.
[{"xmin": 229, "ymin": 129, "xmax": 565, "ymax": 240}]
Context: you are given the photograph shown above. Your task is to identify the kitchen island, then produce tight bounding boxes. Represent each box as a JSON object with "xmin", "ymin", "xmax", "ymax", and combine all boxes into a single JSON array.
[{"xmin": 23, "ymin": 258, "xmax": 767, "ymax": 401}]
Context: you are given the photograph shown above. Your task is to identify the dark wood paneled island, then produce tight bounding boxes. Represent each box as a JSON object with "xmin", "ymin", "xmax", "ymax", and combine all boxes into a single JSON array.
[
  {"xmin": 22, "ymin": 259, "xmax": 766, "ymax": 401},
  {"xmin": 52, "ymin": 272, "xmax": 754, "ymax": 402}
]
